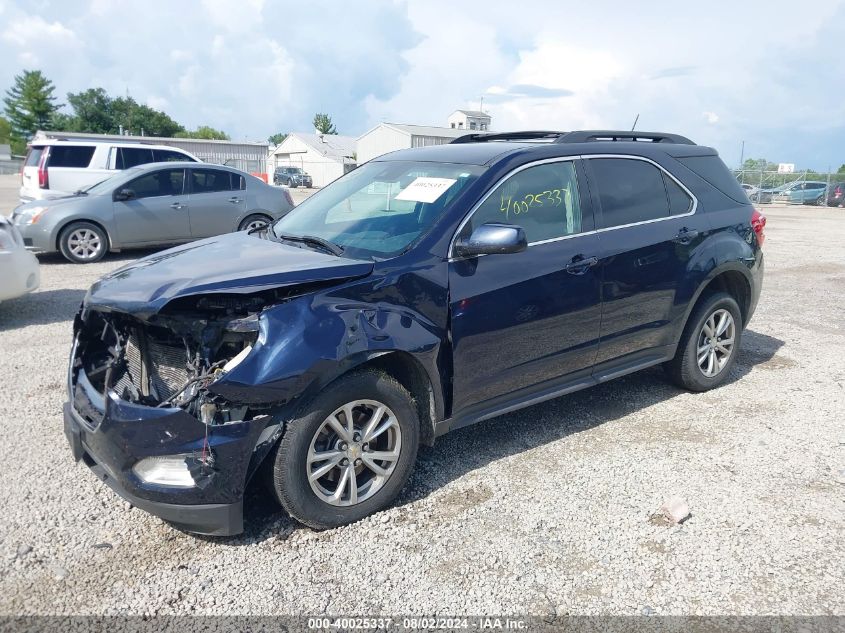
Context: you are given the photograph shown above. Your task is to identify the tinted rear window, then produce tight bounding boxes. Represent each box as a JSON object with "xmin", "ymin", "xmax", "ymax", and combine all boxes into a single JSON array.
[
  {"xmin": 117, "ymin": 147, "xmax": 155, "ymax": 169},
  {"xmin": 48, "ymin": 145, "xmax": 95, "ymax": 168},
  {"xmin": 676, "ymin": 155, "xmax": 749, "ymax": 204},
  {"xmin": 663, "ymin": 174, "xmax": 693, "ymax": 215},
  {"xmin": 153, "ymin": 149, "xmax": 191, "ymax": 162},
  {"xmin": 191, "ymin": 169, "xmax": 234, "ymax": 193},
  {"xmin": 590, "ymin": 158, "xmax": 670, "ymax": 228},
  {"xmin": 25, "ymin": 146, "xmax": 45, "ymax": 167}
]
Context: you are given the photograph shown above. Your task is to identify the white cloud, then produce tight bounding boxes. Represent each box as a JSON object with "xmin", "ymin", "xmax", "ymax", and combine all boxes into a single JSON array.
[{"xmin": 1, "ymin": 0, "xmax": 844, "ymax": 167}]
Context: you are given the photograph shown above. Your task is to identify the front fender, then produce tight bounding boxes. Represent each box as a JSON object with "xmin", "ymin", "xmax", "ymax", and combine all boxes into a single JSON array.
[{"xmin": 208, "ymin": 293, "xmax": 444, "ymax": 412}]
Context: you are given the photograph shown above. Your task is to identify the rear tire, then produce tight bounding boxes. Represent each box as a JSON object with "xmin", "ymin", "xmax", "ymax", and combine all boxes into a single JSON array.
[
  {"xmin": 664, "ymin": 292, "xmax": 742, "ymax": 392},
  {"xmin": 58, "ymin": 221, "xmax": 108, "ymax": 264},
  {"xmin": 268, "ymin": 370, "xmax": 420, "ymax": 529},
  {"xmin": 238, "ymin": 214, "xmax": 272, "ymax": 232}
]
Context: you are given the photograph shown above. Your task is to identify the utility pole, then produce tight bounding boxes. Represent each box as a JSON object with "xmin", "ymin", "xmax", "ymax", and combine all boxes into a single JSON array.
[
  {"xmin": 739, "ymin": 140, "xmax": 745, "ymax": 183},
  {"xmin": 479, "ymin": 96, "xmax": 484, "ymax": 112}
]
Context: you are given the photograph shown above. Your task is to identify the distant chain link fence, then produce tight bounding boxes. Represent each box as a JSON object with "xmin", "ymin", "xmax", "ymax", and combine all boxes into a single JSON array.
[
  {"xmin": 732, "ymin": 169, "xmax": 844, "ymax": 204},
  {"xmin": 0, "ymin": 158, "xmax": 22, "ymax": 175}
]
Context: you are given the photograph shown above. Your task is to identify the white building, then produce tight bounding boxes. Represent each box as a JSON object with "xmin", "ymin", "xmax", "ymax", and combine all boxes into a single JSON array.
[
  {"xmin": 356, "ymin": 123, "xmax": 469, "ymax": 164},
  {"xmin": 447, "ymin": 110, "xmax": 491, "ymax": 132},
  {"xmin": 268, "ymin": 132, "xmax": 356, "ymax": 188}
]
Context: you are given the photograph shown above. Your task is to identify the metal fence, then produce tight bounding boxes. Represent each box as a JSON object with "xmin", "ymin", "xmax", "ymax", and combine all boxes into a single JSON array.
[
  {"xmin": 732, "ymin": 169, "xmax": 844, "ymax": 204},
  {"xmin": 0, "ymin": 158, "xmax": 22, "ymax": 175}
]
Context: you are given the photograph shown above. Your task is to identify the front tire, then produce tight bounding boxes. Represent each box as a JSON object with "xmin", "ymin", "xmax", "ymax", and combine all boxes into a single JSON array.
[
  {"xmin": 665, "ymin": 292, "xmax": 742, "ymax": 392},
  {"xmin": 269, "ymin": 370, "xmax": 420, "ymax": 529},
  {"xmin": 58, "ymin": 221, "xmax": 108, "ymax": 264}
]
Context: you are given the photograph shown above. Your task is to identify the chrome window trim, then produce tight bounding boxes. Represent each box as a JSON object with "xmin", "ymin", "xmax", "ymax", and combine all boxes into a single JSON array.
[
  {"xmin": 447, "ymin": 153, "xmax": 698, "ymax": 260},
  {"xmin": 586, "ymin": 154, "xmax": 697, "ymax": 232},
  {"xmin": 448, "ymin": 156, "xmax": 586, "ymax": 259}
]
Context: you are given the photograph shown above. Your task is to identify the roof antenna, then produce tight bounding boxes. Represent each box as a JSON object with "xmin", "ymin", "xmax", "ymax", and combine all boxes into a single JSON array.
[{"xmin": 631, "ymin": 114, "xmax": 639, "ymax": 131}]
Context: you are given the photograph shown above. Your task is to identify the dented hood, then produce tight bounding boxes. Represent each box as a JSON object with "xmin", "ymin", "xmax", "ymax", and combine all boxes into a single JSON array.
[{"xmin": 85, "ymin": 231, "xmax": 373, "ymax": 317}]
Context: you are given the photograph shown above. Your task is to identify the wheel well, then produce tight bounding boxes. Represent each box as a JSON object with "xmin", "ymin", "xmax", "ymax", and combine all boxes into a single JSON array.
[
  {"xmin": 55, "ymin": 219, "xmax": 112, "ymax": 252},
  {"xmin": 696, "ymin": 270, "xmax": 751, "ymax": 325},
  {"xmin": 356, "ymin": 352, "xmax": 437, "ymax": 447}
]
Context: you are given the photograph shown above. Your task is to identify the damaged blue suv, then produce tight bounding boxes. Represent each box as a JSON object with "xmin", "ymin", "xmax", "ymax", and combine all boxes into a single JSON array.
[{"xmin": 65, "ymin": 130, "xmax": 764, "ymax": 535}]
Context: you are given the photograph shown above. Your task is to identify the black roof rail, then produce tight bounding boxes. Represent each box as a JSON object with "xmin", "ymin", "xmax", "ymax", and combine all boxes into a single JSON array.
[
  {"xmin": 555, "ymin": 130, "xmax": 695, "ymax": 145},
  {"xmin": 450, "ymin": 130, "xmax": 566, "ymax": 144}
]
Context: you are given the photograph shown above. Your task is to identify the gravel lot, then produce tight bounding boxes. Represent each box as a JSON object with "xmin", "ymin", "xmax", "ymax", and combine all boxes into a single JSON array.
[{"xmin": 0, "ymin": 173, "xmax": 843, "ymax": 617}]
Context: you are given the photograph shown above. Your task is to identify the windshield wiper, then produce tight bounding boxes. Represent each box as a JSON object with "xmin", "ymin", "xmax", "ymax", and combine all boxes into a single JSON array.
[
  {"xmin": 275, "ymin": 232, "xmax": 344, "ymax": 257},
  {"xmin": 72, "ymin": 189, "xmax": 88, "ymax": 196}
]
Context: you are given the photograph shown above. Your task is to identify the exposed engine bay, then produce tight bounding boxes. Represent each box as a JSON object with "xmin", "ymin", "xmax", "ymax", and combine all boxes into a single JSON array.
[{"xmin": 73, "ymin": 293, "xmax": 268, "ymax": 423}]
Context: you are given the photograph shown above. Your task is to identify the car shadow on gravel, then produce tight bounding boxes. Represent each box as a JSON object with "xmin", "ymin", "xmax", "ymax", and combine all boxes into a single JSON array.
[
  {"xmin": 0, "ymin": 288, "xmax": 86, "ymax": 330},
  {"xmin": 201, "ymin": 328, "xmax": 785, "ymax": 545}
]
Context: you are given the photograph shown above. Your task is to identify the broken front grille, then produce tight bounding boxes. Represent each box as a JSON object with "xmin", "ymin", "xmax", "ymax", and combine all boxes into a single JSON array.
[{"xmin": 113, "ymin": 329, "xmax": 191, "ymax": 403}]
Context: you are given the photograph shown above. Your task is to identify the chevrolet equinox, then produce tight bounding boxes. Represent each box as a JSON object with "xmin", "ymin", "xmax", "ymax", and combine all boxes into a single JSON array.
[{"xmin": 64, "ymin": 130, "xmax": 765, "ymax": 535}]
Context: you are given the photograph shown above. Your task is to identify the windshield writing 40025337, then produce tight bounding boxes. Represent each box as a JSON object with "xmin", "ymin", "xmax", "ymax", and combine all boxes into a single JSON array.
[{"xmin": 500, "ymin": 189, "xmax": 565, "ymax": 219}]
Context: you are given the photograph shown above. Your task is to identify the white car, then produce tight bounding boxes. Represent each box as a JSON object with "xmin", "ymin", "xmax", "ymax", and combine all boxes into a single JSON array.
[
  {"xmin": 20, "ymin": 139, "xmax": 199, "ymax": 203},
  {"xmin": 0, "ymin": 214, "xmax": 39, "ymax": 301}
]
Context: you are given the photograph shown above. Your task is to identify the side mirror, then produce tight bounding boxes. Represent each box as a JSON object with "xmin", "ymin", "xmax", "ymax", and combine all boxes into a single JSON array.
[
  {"xmin": 454, "ymin": 222, "xmax": 527, "ymax": 258},
  {"xmin": 114, "ymin": 188, "xmax": 135, "ymax": 201}
]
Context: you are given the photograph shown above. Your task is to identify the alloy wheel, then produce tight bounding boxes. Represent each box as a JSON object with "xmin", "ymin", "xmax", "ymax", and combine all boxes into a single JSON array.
[
  {"xmin": 306, "ymin": 399, "xmax": 402, "ymax": 507},
  {"xmin": 67, "ymin": 228, "xmax": 103, "ymax": 261},
  {"xmin": 696, "ymin": 308, "xmax": 736, "ymax": 378},
  {"xmin": 245, "ymin": 218, "xmax": 268, "ymax": 232}
]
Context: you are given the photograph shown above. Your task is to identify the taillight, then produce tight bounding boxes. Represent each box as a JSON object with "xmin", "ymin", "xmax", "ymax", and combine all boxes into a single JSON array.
[
  {"xmin": 836, "ymin": 186, "xmax": 842, "ymax": 196},
  {"xmin": 751, "ymin": 208, "xmax": 766, "ymax": 246},
  {"xmin": 37, "ymin": 148, "xmax": 49, "ymax": 189}
]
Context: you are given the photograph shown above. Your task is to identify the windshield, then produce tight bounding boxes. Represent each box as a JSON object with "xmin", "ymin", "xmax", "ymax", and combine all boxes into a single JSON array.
[
  {"xmin": 272, "ymin": 160, "xmax": 484, "ymax": 259},
  {"xmin": 83, "ymin": 167, "xmax": 145, "ymax": 196}
]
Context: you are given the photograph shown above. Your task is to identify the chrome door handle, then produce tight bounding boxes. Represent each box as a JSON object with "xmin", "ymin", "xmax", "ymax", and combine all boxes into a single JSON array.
[
  {"xmin": 170, "ymin": 202, "xmax": 186, "ymax": 210},
  {"xmin": 565, "ymin": 255, "xmax": 598, "ymax": 275}
]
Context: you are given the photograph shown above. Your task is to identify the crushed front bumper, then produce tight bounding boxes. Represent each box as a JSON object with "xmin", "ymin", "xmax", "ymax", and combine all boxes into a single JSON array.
[
  {"xmin": 63, "ymin": 365, "xmax": 272, "ymax": 536},
  {"xmin": 65, "ymin": 402, "xmax": 243, "ymax": 535}
]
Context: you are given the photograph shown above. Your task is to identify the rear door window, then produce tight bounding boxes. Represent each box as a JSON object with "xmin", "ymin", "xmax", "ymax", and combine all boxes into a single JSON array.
[
  {"xmin": 663, "ymin": 174, "xmax": 693, "ymax": 215},
  {"xmin": 48, "ymin": 145, "xmax": 95, "ymax": 168},
  {"xmin": 590, "ymin": 158, "xmax": 670, "ymax": 228},
  {"xmin": 116, "ymin": 147, "xmax": 155, "ymax": 170},
  {"xmin": 124, "ymin": 168, "xmax": 186, "ymax": 199},
  {"xmin": 190, "ymin": 169, "xmax": 234, "ymax": 193}
]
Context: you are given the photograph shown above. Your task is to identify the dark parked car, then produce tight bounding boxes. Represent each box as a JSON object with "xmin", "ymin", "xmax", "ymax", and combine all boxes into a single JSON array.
[
  {"xmin": 64, "ymin": 130, "xmax": 765, "ymax": 535},
  {"xmin": 12, "ymin": 162, "xmax": 295, "ymax": 263},
  {"xmin": 826, "ymin": 182, "xmax": 845, "ymax": 207},
  {"xmin": 274, "ymin": 166, "xmax": 312, "ymax": 188}
]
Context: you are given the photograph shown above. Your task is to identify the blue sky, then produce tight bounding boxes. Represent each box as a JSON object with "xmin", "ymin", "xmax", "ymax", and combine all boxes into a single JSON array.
[{"xmin": 1, "ymin": 0, "xmax": 844, "ymax": 170}]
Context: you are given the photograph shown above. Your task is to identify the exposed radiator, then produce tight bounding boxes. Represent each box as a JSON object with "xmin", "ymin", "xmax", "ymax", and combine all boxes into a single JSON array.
[{"xmin": 113, "ymin": 330, "xmax": 190, "ymax": 402}]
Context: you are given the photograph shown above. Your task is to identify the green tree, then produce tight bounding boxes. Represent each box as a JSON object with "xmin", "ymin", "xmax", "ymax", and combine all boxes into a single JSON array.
[
  {"xmin": 313, "ymin": 113, "xmax": 337, "ymax": 135},
  {"xmin": 268, "ymin": 132, "xmax": 287, "ymax": 145},
  {"xmin": 109, "ymin": 97, "xmax": 184, "ymax": 137},
  {"xmin": 64, "ymin": 88, "xmax": 114, "ymax": 133},
  {"xmin": 174, "ymin": 125, "xmax": 230, "ymax": 140},
  {"xmin": 0, "ymin": 116, "xmax": 12, "ymax": 145},
  {"xmin": 837, "ymin": 164, "xmax": 845, "ymax": 175},
  {"xmin": 4, "ymin": 70, "xmax": 61, "ymax": 140}
]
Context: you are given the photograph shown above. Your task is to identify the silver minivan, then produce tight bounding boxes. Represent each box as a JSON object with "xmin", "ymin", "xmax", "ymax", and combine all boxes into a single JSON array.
[{"xmin": 20, "ymin": 139, "xmax": 199, "ymax": 203}]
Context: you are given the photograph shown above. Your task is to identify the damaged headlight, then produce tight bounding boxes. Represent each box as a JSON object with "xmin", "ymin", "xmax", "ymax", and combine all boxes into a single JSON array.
[{"xmin": 133, "ymin": 453, "xmax": 211, "ymax": 488}]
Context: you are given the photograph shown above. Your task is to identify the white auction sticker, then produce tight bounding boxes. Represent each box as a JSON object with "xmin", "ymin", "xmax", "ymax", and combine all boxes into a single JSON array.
[{"xmin": 394, "ymin": 177, "xmax": 457, "ymax": 203}]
